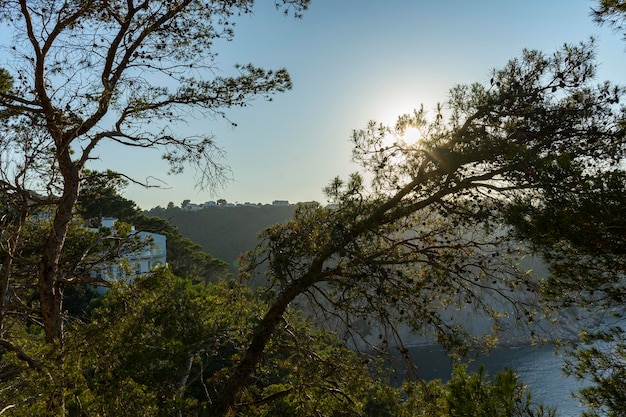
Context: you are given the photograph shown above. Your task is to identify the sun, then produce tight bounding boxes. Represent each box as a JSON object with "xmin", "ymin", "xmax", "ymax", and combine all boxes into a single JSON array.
[
  {"xmin": 378, "ymin": 123, "xmax": 422, "ymax": 151},
  {"xmin": 400, "ymin": 126, "xmax": 422, "ymax": 145},
  {"xmin": 371, "ymin": 101, "xmax": 432, "ymax": 148}
]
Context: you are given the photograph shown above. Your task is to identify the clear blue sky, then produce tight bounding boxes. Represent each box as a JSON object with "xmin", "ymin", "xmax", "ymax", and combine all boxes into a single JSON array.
[{"xmin": 37, "ymin": 1, "xmax": 626, "ymax": 208}]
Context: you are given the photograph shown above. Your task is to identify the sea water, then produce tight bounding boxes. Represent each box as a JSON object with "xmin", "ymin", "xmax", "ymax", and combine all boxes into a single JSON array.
[{"xmin": 407, "ymin": 344, "xmax": 588, "ymax": 417}]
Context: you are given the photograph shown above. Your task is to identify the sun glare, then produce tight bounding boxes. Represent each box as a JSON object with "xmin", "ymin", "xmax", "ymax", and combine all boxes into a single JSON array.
[
  {"xmin": 379, "ymin": 124, "xmax": 422, "ymax": 150},
  {"xmin": 374, "ymin": 102, "xmax": 430, "ymax": 148},
  {"xmin": 400, "ymin": 126, "xmax": 422, "ymax": 145}
]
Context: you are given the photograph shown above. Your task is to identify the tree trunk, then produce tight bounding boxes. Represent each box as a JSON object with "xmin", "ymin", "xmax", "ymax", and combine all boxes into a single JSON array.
[
  {"xmin": 38, "ymin": 151, "xmax": 81, "ymax": 344},
  {"xmin": 37, "ymin": 153, "xmax": 80, "ymax": 416},
  {"xmin": 209, "ymin": 264, "xmax": 325, "ymax": 416},
  {"xmin": 0, "ymin": 212, "xmax": 25, "ymax": 336},
  {"xmin": 209, "ymin": 293, "xmax": 292, "ymax": 416}
]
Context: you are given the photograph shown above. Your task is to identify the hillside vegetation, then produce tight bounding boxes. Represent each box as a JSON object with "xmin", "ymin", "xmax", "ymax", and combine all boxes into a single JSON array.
[{"xmin": 145, "ymin": 205, "xmax": 296, "ymax": 275}]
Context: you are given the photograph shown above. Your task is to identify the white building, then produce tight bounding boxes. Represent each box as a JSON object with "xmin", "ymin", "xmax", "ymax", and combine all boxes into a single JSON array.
[
  {"xmin": 181, "ymin": 203, "xmax": 203, "ymax": 211},
  {"xmin": 92, "ymin": 218, "xmax": 167, "ymax": 286},
  {"xmin": 272, "ymin": 200, "xmax": 290, "ymax": 206}
]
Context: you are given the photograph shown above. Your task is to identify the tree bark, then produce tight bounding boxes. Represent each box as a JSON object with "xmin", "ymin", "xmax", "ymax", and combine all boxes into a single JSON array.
[
  {"xmin": 208, "ymin": 290, "xmax": 294, "ymax": 416},
  {"xmin": 0, "ymin": 209, "xmax": 26, "ymax": 336},
  {"xmin": 209, "ymin": 259, "xmax": 326, "ymax": 416},
  {"xmin": 38, "ymin": 148, "xmax": 81, "ymax": 344}
]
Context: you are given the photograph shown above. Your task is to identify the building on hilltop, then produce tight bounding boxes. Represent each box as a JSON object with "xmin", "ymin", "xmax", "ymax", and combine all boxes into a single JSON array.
[
  {"xmin": 272, "ymin": 200, "xmax": 290, "ymax": 206},
  {"xmin": 181, "ymin": 202, "xmax": 203, "ymax": 211},
  {"xmin": 171, "ymin": 199, "xmax": 301, "ymax": 209}
]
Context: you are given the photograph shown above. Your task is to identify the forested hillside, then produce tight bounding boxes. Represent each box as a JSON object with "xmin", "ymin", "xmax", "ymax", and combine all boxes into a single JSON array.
[{"xmin": 145, "ymin": 205, "xmax": 296, "ymax": 275}]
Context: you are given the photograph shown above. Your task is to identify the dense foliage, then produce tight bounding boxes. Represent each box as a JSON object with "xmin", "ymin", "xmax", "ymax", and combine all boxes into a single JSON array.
[{"xmin": 1, "ymin": 268, "xmax": 555, "ymax": 417}]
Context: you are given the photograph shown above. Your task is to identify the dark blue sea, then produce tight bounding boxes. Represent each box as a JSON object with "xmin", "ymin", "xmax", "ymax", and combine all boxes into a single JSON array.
[{"xmin": 408, "ymin": 344, "xmax": 588, "ymax": 417}]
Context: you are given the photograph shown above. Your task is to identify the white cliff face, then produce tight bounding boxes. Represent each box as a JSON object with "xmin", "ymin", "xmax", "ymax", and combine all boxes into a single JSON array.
[
  {"xmin": 296, "ymin": 230, "xmax": 613, "ymax": 351},
  {"xmin": 341, "ymin": 253, "xmax": 601, "ymax": 350},
  {"xmin": 383, "ymin": 253, "xmax": 607, "ymax": 348}
]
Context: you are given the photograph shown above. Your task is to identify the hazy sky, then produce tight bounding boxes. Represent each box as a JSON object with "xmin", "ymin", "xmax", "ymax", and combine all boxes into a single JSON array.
[{"xmin": 24, "ymin": 1, "xmax": 626, "ymax": 208}]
